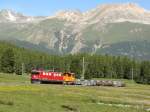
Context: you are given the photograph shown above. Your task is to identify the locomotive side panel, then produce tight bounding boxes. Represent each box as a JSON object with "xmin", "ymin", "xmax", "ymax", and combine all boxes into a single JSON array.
[{"xmin": 31, "ymin": 70, "xmax": 63, "ymax": 83}]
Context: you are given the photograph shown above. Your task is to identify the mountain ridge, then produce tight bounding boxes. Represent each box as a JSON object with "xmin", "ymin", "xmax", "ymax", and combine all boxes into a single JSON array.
[{"xmin": 1, "ymin": 3, "xmax": 150, "ymax": 24}]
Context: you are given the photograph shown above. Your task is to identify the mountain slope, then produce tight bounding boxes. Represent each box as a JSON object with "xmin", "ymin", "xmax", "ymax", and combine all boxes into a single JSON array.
[
  {"xmin": 97, "ymin": 41, "xmax": 150, "ymax": 60},
  {"xmin": 0, "ymin": 3, "xmax": 150, "ymax": 59}
]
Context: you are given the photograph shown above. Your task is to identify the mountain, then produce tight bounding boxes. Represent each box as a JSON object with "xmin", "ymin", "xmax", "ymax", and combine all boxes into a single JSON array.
[
  {"xmin": 0, "ymin": 3, "xmax": 150, "ymax": 59},
  {"xmin": 0, "ymin": 9, "xmax": 45, "ymax": 23}
]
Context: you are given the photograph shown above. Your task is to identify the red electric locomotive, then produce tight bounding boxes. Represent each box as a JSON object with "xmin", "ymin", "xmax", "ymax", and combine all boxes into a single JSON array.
[{"xmin": 31, "ymin": 69, "xmax": 75, "ymax": 84}]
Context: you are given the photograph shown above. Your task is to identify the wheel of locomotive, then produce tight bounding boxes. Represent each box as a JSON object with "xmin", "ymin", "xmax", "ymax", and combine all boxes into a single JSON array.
[
  {"xmin": 31, "ymin": 80, "xmax": 41, "ymax": 84},
  {"xmin": 63, "ymin": 81, "xmax": 67, "ymax": 85}
]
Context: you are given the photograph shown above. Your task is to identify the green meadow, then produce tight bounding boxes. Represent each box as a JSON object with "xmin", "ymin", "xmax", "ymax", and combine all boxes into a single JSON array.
[{"xmin": 0, "ymin": 73, "xmax": 150, "ymax": 112}]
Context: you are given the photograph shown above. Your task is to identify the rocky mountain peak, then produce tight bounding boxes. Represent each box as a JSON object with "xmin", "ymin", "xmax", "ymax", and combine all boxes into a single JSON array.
[
  {"xmin": 95, "ymin": 3, "xmax": 145, "ymax": 13},
  {"xmin": 82, "ymin": 3, "xmax": 150, "ymax": 25},
  {"xmin": 54, "ymin": 10, "xmax": 82, "ymax": 22},
  {"xmin": 0, "ymin": 9, "xmax": 16, "ymax": 15},
  {"xmin": 0, "ymin": 9, "xmax": 20, "ymax": 22}
]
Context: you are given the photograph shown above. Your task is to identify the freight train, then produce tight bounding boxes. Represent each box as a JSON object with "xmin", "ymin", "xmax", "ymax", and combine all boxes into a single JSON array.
[
  {"xmin": 31, "ymin": 69, "xmax": 75, "ymax": 84},
  {"xmin": 31, "ymin": 69, "xmax": 125, "ymax": 87}
]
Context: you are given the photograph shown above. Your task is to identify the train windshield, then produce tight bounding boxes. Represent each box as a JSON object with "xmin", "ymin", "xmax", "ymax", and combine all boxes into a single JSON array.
[{"xmin": 31, "ymin": 71, "xmax": 40, "ymax": 75}]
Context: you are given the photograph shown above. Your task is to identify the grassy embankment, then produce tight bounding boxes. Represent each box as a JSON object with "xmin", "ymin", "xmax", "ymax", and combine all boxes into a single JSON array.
[{"xmin": 0, "ymin": 73, "xmax": 150, "ymax": 112}]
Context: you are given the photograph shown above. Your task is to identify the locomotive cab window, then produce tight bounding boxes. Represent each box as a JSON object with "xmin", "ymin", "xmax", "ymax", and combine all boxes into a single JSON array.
[
  {"xmin": 31, "ymin": 71, "xmax": 40, "ymax": 75},
  {"xmin": 68, "ymin": 74, "xmax": 71, "ymax": 77},
  {"xmin": 63, "ymin": 73, "xmax": 73, "ymax": 77}
]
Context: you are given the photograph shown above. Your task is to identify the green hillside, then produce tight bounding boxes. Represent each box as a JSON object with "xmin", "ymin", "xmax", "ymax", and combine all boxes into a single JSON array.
[
  {"xmin": 102, "ymin": 22, "xmax": 150, "ymax": 43},
  {"xmin": 82, "ymin": 22, "xmax": 150, "ymax": 44},
  {"xmin": 78, "ymin": 22, "xmax": 150, "ymax": 58},
  {"xmin": 1, "ymin": 19, "xmax": 150, "ymax": 59},
  {"xmin": 97, "ymin": 41, "xmax": 150, "ymax": 60}
]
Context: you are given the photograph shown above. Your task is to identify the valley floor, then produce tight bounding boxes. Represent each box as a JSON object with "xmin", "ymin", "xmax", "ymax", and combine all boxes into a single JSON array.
[{"xmin": 0, "ymin": 73, "xmax": 150, "ymax": 112}]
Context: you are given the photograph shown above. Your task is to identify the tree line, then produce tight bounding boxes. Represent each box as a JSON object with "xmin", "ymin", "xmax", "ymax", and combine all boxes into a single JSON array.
[{"xmin": 0, "ymin": 41, "xmax": 150, "ymax": 84}]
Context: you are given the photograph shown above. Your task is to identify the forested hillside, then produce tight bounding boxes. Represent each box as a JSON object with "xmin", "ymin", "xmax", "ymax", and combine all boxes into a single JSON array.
[{"xmin": 0, "ymin": 41, "xmax": 149, "ymax": 84}]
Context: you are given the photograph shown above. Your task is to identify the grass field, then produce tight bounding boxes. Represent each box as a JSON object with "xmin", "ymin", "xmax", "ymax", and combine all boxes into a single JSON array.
[{"xmin": 0, "ymin": 73, "xmax": 150, "ymax": 112}]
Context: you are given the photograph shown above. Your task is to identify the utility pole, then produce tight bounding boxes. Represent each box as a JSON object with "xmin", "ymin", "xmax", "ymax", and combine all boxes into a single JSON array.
[
  {"xmin": 111, "ymin": 67, "xmax": 113, "ymax": 79},
  {"xmin": 22, "ymin": 63, "xmax": 25, "ymax": 75},
  {"xmin": 67, "ymin": 64, "xmax": 70, "ymax": 73},
  {"xmin": 81, "ymin": 57, "xmax": 85, "ymax": 80},
  {"xmin": 52, "ymin": 67, "xmax": 55, "ymax": 72},
  {"xmin": 131, "ymin": 67, "xmax": 134, "ymax": 81}
]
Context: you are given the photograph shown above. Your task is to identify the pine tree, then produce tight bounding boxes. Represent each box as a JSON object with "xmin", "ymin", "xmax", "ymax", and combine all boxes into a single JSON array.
[
  {"xmin": 70, "ymin": 58, "xmax": 82, "ymax": 78},
  {"xmin": 1, "ymin": 48, "xmax": 15, "ymax": 73}
]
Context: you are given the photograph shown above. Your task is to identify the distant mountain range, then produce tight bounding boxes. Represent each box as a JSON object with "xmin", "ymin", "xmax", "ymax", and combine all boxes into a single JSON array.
[{"xmin": 0, "ymin": 3, "xmax": 150, "ymax": 59}]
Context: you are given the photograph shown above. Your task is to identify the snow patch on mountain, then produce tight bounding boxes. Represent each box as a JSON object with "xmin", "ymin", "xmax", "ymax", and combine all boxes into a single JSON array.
[
  {"xmin": 6, "ymin": 10, "xmax": 17, "ymax": 21},
  {"xmin": 0, "ymin": 9, "xmax": 45, "ymax": 23}
]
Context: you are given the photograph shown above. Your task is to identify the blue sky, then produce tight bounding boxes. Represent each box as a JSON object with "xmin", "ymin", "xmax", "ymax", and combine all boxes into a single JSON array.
[{"xmin": 0, "ymin": 0, "xmax": 149, "ymax": 16}]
